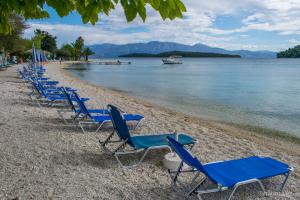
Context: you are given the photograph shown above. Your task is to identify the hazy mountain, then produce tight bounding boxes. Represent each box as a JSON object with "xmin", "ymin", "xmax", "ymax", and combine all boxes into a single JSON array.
[{"xmin": 89, "ymin": 41, "xmax": 276, "ymax": 58}]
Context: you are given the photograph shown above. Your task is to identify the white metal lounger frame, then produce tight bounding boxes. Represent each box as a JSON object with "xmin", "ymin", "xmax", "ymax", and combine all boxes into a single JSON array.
[
  {"xmin": 57, "ymin": 108, "xmax": 86, "ymax": 125},
  {"xmin": 168, "ymin": 157, "xmax": 294, "ymax": 200},
  {"xmin": 77, "ymin": 116, "xmax": 144, "ymax": 134},
  {"xmin": 28, "ymin": 80, "xmax": 69, "ymax": 108},
  {"xmin": 69, "ymin": 95, "xmax": 144, "ymax": 134},
  {"xmin": 29, "ymin": 91, "xmax": 69, "ymax": 108},
  {"xmin": 98, "ymin": 131, "xmax": 196, "ymax": 168}
]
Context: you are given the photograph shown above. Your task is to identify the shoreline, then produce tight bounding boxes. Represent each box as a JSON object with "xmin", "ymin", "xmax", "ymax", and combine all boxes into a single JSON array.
[{"xmin": 62, "ymin": 62, "xmax": 300, "ymax": 145}]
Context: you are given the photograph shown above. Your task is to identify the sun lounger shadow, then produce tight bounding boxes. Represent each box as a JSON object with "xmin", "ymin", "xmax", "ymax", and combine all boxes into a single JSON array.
[
  {"xmin": 24, "ymin": 116, "xmax": 66, "ymax": 124},
  {"xmin": 14, "ymin": 99, "xmax": 65, "ymax": 108},
  {"xmin": 51, "ymin": 152, "xmax": 118, "ymax": 169}
]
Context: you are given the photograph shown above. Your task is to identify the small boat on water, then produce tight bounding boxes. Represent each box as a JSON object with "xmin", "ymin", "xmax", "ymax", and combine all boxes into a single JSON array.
[
  {"xmin": 162, "ymin": 56, "xmax": 182, "ymax": 64},
  {"xmin": 97, "ymin": 60, "xmax": 131, "ymax": 65}
]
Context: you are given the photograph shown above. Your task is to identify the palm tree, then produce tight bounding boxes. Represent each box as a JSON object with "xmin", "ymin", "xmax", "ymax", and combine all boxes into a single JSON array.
[{"xmin": 82, "ymin": 47, "xmax": 94, "ymax": 61}]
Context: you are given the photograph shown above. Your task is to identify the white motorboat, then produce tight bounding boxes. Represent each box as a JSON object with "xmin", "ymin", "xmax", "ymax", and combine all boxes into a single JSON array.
[{"xmin": 162, "ymin": 56, "xmax": 182, "ymax": 64}]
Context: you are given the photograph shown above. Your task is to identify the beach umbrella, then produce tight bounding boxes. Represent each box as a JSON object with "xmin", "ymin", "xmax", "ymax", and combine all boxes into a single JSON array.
[
  {"xmin": 32, "ymin": 43, "xmax": 37, "ymax": 64},
  {"xmin": 39, "ymin": 50, "xmax": 43, "ymax": 63}
]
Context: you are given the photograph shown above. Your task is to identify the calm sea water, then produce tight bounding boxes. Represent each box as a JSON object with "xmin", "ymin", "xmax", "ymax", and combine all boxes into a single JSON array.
[{"xmin": 68, "ymin": 58, "xmax": 300, "ymax": 137}]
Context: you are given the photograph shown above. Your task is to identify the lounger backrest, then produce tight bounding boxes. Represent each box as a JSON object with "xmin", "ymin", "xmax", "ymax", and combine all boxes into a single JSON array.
[
  {"xmin": 107, "ymin": 104, "xmax": 133, "ymax": 145},
  {"xmin": 73, "ymin": 92, "xmax": 93, "ymax": 119},
  {"xmin": 31, "ymin": 81, "xmax": 43, "ymax": 95},
  {"xmin": 167, "ymin": 136, "xmax": 205, "ymax": 173},
  {"xmin": 62, "ymin": 88, "xmax": 76, "ymax": 112}
]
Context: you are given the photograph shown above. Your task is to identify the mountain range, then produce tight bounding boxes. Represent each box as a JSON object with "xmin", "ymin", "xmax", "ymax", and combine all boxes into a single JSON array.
[{"xmin": 89, "ymin": 41, "xmax": 276, "ymax": 58}]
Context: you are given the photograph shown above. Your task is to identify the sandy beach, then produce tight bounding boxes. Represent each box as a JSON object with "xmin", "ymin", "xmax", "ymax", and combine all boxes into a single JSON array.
[{"xmin": 0, "ymin": 62, "xmax": 299, "ymax": 200}]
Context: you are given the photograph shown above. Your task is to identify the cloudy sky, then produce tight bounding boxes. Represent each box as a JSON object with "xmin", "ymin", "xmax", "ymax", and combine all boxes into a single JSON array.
[{"xmin": 24, "ymin": 0, "xmax": 300, "ymax": 51}]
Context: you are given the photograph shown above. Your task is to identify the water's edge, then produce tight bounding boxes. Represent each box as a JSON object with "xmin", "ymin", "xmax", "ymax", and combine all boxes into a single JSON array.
[{"xmin": 63, "ymin": 63, "xmax": 300, "ymax": 144}]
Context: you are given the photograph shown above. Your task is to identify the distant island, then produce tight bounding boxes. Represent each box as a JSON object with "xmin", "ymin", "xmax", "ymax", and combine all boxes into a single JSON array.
[
  {"xmin": 277, "ymin": 45, "xmax": 300, "ymax": 58},
  {"xmin": 119, "ymin": 51, "xmax": 241, "ymax": 58}
]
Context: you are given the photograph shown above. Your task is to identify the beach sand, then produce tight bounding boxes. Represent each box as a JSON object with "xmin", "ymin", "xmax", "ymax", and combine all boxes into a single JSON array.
[{"xmin": 0, "ymin": 62, "xmax": 299, "ymax": 200}]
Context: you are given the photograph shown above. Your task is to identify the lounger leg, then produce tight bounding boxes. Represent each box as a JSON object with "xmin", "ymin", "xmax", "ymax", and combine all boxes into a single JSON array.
[
  {"xmin": 133, "ymin": 118, "xmax": 144, "ymax": 130},
  {"xmin": 36, "ymin": 98, "xmax": 43, "ymax": 108},
  {"xmin": 98, "ymin": 130, "xmax": 115, "ymax": 153},
  {"xmin": 170, "ymin": 161, "xmax": 184, "ymax": 185},
  {"xmin": 191, "ymin": 172, "xmax": 201, "ymax": 185},
  {"xmin": 79, "ymin": 121, "xmax": 87, "ymax": 134},
  {"xmin": 227, "ymin": 186, "xmax": 238, "ymax": 200},
  {"xmin": 57, "ymin": 110, "xmax": 69, "ymax": 124},
  {"xmin": 227, "ymin": 179, "xmax": 265, "ymax": 200},
  {"xmin": 196, "ymin": 186, "xmax": 224, "ymax": 200},
  {"xmin": 280, "ymin": 172, "xmax": 291, "ymax": 192},
  {"xmin": 115, "ymin": 149, "xmax": 149, "ymax": 168},
  {"xmin": 79, "ymin": 121, "xmax": 99, "ymax": 134},
  {"xmin": 115, "ymin": 146, "xmax": 172, "ymax": 168},
  {"xmin": 188, "ymin": 177, "xmax": 206, "ymax": 197},
  {"xmin": 94, "ymin": 121, "xmax": 106, "ymax": 133}
]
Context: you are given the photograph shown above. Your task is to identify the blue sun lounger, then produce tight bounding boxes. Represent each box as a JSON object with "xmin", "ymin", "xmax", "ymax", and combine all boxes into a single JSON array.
[
  {"xmin": 30, "ymin": 82, "xmax": 86, "ymax": 107},
  {"xmin": 166, "ymin": 136, "xmax": 293, "ymax": 200},
  {"xmin": 98, "ymin": 104, "xmax": 196, "ymax": 168},
  {"xmin": 57, "ymin": 88, "xmax": 110, "ymax": 124},
  {"xmin": 72, "ymin": 92, "xmax": 144, "ymax": 134}
]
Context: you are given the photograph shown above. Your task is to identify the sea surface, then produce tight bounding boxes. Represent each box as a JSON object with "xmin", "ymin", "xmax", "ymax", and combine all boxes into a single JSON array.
[{"xmin": 68, "ymin": 58, "xmax": 300, "ymax": 137}]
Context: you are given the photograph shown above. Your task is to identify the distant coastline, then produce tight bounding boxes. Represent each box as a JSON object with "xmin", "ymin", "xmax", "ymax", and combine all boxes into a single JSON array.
[
  {"xmin": 277, "ymin": 45, "xmax": 300, "ymax": 58},
  {"xmin": 89, "ymin": 41, "xmax": 276, "ymax": 58},
  {"xmin": 119, "ymin": 51, "xmax": 241, "ymax": 58}
]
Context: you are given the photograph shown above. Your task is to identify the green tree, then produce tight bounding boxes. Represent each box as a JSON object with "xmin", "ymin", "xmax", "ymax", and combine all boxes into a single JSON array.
[
  {"xmin": 277, "ymin": 45, "xmax": 300, "ymax": 58},
  {"xmin": 0, "ymin": 0, "xmax": 186, "ymax": 34},
  {"xmin": 0, "ymin": 14, "xmax": 28, "ymax": 63},
  {"xmin": 56, "ymin": 49, "xmax": 71, "ymax": 60},
  {"xmin": 82, "ymin": 47, "xmax": 94, "ymax": 61},
  {"xmin": 31, "ymin": 29, "xmax": 46, "ymax": 49},
  {"xmin": 60, "ymin": 44, "xmax": 75, "ymax": 60},
  {"xmin": 72, "ymin": 36, "xmax": 84, "ymax": 60},
  {"xmin": 41, "ymin": 32, "xmax": 57, "ymax": 54}
]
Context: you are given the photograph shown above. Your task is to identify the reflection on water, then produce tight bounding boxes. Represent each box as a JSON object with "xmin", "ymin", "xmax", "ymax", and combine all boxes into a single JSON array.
[{"xmin": 68, "ymin": 58, "xmax": 300, "ymax": 137}]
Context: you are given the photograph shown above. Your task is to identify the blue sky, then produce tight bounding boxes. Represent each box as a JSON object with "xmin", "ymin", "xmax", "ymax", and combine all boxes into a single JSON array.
[{"xmin": 24, "ymin": 0, "xmax": 300, "ymax": 51}]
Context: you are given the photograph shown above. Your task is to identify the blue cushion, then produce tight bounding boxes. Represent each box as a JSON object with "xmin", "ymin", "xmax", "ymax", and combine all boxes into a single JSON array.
[
  {"xmin": 75, "ymin": 109, "xmax": 110, "ymax": 114},
  {"xmin": 131, "ymin": 133, "xmax": 195, "ymax": 149},
  {"xmin": 92, "ymin": 115, "xmax": 111, "ymax": 121},
  {"xmin": 123, "ymin": 114, "xmax": 144, "ymax": 121},
  {"xmin": 203, "ymin": 156, "xmax": 290, "ymax": 188},
  {"xmin": 92, "ymin": 114, "xmax": 144, "ymax": 123}
]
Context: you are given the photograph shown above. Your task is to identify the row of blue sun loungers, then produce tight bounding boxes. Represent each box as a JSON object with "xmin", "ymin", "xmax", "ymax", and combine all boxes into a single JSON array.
[{"xmin": 17, "ymin": 63, "xmax": 293, "ymax": 200}]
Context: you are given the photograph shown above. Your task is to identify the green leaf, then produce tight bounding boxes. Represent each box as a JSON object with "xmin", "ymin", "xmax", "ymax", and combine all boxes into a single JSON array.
[{"xmin": 0, "ymin": 0, "xmax": 187, "ymax": 34}]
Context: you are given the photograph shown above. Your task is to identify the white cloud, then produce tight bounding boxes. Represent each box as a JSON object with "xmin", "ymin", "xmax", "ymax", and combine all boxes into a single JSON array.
[
  {"xmin": 288, "ymin": 39, "xmax": 300, "ymax": 45},
  {"xmin": 24, "ymin": 0, "xmax": 300, "ymax": 51}
]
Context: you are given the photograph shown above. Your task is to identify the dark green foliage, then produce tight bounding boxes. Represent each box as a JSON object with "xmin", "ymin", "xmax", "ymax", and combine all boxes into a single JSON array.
[
  {"xmin": 277, "ymin": 45, "xmax": 300, "ymax": 58},
  {"xmin": 59, "ymin": 44, "xmax": 75, "ymax": 60},
  {"xmin": 82, "ymin": 47, "xmax": 94, "ymax": 61},
  {"xmin": 0, "ymin": 0, "xmax": 186, "ymax": 34},
  {"xmin": 41, "ymin": 33, "xmax": 57, "ymax": 53},
  {"xmin": 0, "ymin": 14, "xmax": 29, "ymax": 62},
  {"xmin": 57, "ymin": 37, "xmax": 90, "ymax": 60},
  {"xmin": 72, "ymin": 36, "xmax": 84, "ymax": 60},
  {"xmin": 119, "ymin": 51, "xmax": 241, "ymax": 58},
  {"xmin": 31, "ymin": 29, "xmax": 57, "ymax": 58},
  {"xmin": 56, "ymin": 49, "xmax": 71, "ymax": 59}
]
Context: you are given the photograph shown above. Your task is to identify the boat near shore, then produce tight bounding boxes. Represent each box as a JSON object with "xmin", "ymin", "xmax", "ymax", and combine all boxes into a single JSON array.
[
  {"xmin": 97, "ymin": 60, "xmax": 131, "ymax": 65},
  {"xmin": 162, "ymin": 56, "xmax": 182, "ymax": 64},
  {"xmin": 74, "ymin": 60, "xmax": 131, "ymax": 65}
]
